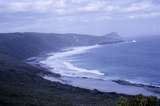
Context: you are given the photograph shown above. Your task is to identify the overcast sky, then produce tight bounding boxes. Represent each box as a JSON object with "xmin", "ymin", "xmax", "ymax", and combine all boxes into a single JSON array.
[{"xmin": 0, "ymin": 0, "xmax": 160, "ymax": 36}]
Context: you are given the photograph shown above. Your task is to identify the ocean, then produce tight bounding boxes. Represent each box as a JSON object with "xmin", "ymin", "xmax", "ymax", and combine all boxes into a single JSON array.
[{"xmin": 39, "ymin": 36, "xmax": 160, "ymax": 97}]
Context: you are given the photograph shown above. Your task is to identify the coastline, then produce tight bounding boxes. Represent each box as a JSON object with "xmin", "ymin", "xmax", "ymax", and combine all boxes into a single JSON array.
[
  {"xmin": 28, "ymin": 57, "xmax": 160, "ymax": 98},
  {"xmin": 42, "ymin": 74, "xmax": 160, "ymax": 98},
  {"xmin": 26, "ymin": 44, "xmax": 160, "ymax": 98},
  {"xmin": 0, "ymin": 53, "xmax": 159, "ymax": 106},
  {"xmin": 0, "ymin": 33, "xmax": 160, "ymax": 105}
]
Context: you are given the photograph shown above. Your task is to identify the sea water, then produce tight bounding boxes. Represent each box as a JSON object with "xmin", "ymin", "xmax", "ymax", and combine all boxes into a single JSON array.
[{"xmin": 40, "ymin": 36, "xmax": 160, "ymax": 97}]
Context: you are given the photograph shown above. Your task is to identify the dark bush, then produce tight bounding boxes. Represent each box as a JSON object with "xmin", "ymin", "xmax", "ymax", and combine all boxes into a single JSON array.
[{"xmin": 117, "ymin": 95, "xmax": 159, "ymax": 106}]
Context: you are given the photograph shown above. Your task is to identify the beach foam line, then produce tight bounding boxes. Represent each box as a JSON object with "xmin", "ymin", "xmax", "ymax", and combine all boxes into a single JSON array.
[
  {"xmin": 40, "ymin": 59, "xmax": 105, "ymax": 80},
  {"xmin": 47, "ymin": 44, "xmax": 101, "ymax": 59},
  {"xmin": 113, "ymin": 79, "xmax": 160, "ymax": 89},
  {"xmin": 39, "ymin": 44, "xmax": 105, "ymax": 79}
]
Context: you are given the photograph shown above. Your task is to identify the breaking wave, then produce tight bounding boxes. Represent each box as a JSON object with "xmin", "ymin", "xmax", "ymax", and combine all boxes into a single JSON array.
[{"xmin": 39, "ymin": 45, "xmax": 106, "ymax": 79}]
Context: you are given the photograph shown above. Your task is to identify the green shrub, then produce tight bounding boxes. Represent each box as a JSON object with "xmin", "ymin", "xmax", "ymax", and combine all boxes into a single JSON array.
[
  {"xmin": 146, "ymin": 96, "xmax": 158, "ymax": 106},
  {"xmin": 117, "ymin": 97, "xmax": 129, "ymax": 106},
  {"xmin": 117, "ymin": 95, "xmax": 158, "ymax": 106}
]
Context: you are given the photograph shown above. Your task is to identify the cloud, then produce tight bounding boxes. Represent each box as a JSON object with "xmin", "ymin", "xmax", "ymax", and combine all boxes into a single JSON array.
[
  {"xmin": 128, "ymin": 11, "xmax": 160, "ymax": 19},
  {"xmin": 123, "ymin": 1, "xmax": 152, "ymax": 12},
  {"xmin": 0, "ymin": 0, "xmax": 67, "ymax": 13},
  {"xmin": 0, "ymin": 0, "xmax": 160, "ymax": 35},
  {"xmin": 0, "ymin": 0, "xmax": 160, "ymax": 17}
]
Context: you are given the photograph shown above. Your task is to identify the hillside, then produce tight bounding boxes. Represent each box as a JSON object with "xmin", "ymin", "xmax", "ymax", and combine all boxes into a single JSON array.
[
  {"xmin": 0, "ymin": 32, "xmax": 123, "ymax": 60},
  {"xmin": 0, "ymin": 53, "xmax": 159, "ymax": 106},
  {"xmin": 0, "ymin": 53, "xmax": 123, "ymax": 106}
]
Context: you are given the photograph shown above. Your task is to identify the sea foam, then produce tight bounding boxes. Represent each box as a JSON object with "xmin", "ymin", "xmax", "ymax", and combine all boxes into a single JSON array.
[{"xmin": 39, "ymin": 45, "xmax": 105, "ymax": 79}]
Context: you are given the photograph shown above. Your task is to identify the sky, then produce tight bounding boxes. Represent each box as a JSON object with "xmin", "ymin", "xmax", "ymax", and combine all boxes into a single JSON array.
[{"xmin": 0, "ymin": 0, "xmax": 160, "ymax": 36}]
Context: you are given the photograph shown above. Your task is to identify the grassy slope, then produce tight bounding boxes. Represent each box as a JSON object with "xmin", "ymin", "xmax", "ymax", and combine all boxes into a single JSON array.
[
  {"xmin": 0, "ymin": 53, "xmax": 121, "ymax": 106},
  {"xmin": 0, "ymin": 32, "xmax": 123, "ymax": 60}
]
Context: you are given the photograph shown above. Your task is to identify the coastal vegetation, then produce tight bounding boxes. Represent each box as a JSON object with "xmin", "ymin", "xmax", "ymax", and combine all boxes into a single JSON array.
[{"xmin": 117, "ymin": 95, "xmax": 159, "ymax": 106}]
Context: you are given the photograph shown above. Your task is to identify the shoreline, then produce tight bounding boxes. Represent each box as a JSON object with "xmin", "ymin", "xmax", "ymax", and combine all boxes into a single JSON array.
[
  {"xmin": 42, "ymin": 74, "xmax": 160, "ymax": 98},
  {"xmin": 26, "ymin": 44, "xmax": 160, "ymax": 98},
  {"xmin": 27, "ymin": 54, "xmax": 160, "ymax": 99}
]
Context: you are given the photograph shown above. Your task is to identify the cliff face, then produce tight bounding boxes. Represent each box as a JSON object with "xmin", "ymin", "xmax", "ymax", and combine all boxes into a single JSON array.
[{"xmin": 0, "ymin": 32, "xmax": 123, "ymax": 60}]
